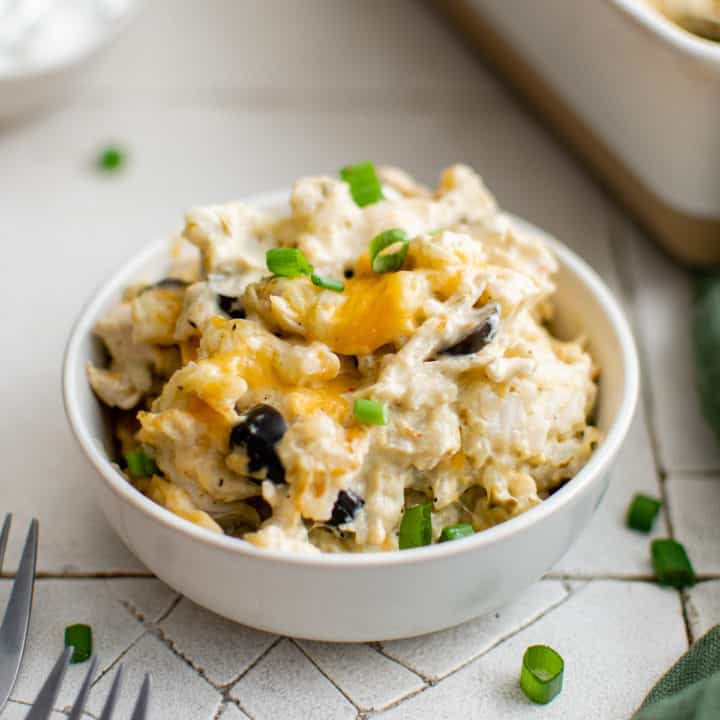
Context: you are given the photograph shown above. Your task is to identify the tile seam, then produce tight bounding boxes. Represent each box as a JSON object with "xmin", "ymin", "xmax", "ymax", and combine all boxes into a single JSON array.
[
  {"xmin": 372, "ymin": 581, "xmax": 578, "ymax": 713},
  {"xmin": 291, "ymin": 638, "xmax": 361, "ymax": 713}
]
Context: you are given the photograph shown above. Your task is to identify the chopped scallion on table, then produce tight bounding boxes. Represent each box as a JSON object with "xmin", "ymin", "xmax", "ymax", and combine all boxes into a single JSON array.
[
  {"xmin": 124, "ymin": 449, "xmax": 158, "ymax": 478},
  {"xmin": 626, "ymin": 494, "xmax": 661, "ymax": 533},
  {"xmin": 353, "ymin": 398, "xmax": 389, "ymax": 425},
  {"xmin": 439, "ymin": 523, "xmax": 474, "ymax": 542},
  {"xmin": 399, "ymin": 502, "xmax": 432, "ymax": 550},
  {"xmin": 369, "ymin": 228, "xmax": 409, "ymax": 273},
  {"xmin": 97, "ymin": 145, "xmax": 126, "ymax": 172},
  {"xmin": 65, "ymin": 624, "xmax": 93, "ymax": 664},
  {"xmin": 340, "ymin": 162, "xmax": 384, "ymax": 207},
  {"xmin": 266, "ymin": 248, "xmax": 313, "ymax": 277},
  {"xmin": 520, "ymin": 645, "xmax": 564, "ymax": 704},
  {"xmin": 311, "ymin": 273, "xmax": 344, "ymax": 292},
  {"xmin": 651, "ymin": 539, "xmax": 696, "ymax": 588}
]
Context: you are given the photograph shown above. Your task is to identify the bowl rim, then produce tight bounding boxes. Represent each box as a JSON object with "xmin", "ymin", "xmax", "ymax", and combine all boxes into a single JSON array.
[
  {"xmin": 62, "ymin": 189, "xmax": 639, "ymax": 568},
  {"xmin": 609, "ymin": 0, "xmax": 720, "ymax": 68}
]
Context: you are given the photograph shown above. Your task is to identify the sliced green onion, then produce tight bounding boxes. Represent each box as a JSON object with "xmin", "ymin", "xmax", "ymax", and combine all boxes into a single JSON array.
[
  {"xmin": 340, "ymin": 162, "xmax": 384, "ymax": 207},
  {"xmin": 65, "ymin": 624, "xmax": 93, "ymax": 664},
  {"xmin": 353, "ymin": 398, "xmax": 389, "ymax": 425},
  {"xmin": 311, "ymin": 273, "xmax": 344, "ymax": 292},
  {"xmin": 439, "ymin": 523, "xmax": 474, "ymax": 542},
  {"xmin": 651, "ymin": 539, "xmax": 696, "ymax": 588},
  {"xmin": 626, "ymin": 494, "xmax": 661, "ymax": 533},
  {"xmin": 97, "ymin": 145, "xmax": 126, "ymax": 172},
  {"xmin": 520, "ymin": 645, "xmax": 564, "ymax": 704},
  {"xmin": 399, "ymin": 502, "xmax": 432, "ymax": 550},
  {"xmin": 369, "ymin": 228, "xmax": 409, "ymax": 273},
  {"xmin": 266, "ymin": 248, "xmax": 313, "ymax": 277},
  {"xmin": 124, "ymin": 449, "xmax": 158, "ymax": 478}
]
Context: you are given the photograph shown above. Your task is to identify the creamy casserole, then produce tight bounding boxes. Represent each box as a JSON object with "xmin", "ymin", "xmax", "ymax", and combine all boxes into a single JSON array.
[
  {"xmin": 650, "ymin": 0, "xmax": 720, "ymax": 38},
  {"xmin": 88, "ymin": 164, "xmax": 601, "ymax": 553}
]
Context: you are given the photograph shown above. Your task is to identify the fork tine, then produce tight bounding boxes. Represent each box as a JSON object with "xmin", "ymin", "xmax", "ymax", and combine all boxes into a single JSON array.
[
  {"xmin": 0, "ymin": 514, "xmax": 11, "ymax": 570},
  {"xmin": 67, "ymin": 656, "xmax": 99, "ymax": 720},
  {"xmin": 98, "ymin": 665, "xmax": 124, "ymax": 720},
  {"xmin": 0, "ymin": 519, "xmax": 38, "ymax": 712},
  {"xmin": 128, "ymin": 674, "xmax": 151, "ymax": 720},
  {"xmin": 24, "ymin": 646, "xmax": 73, "ymax": 720}
]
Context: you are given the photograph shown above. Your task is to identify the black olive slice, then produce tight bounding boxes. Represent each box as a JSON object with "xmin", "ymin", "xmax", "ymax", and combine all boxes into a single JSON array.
[
  {"xmin": 328, "ymin": 490, "xmax": 365, "ymax": 526},
  {"xmin": 230, "ymin": 405, "xmax": 287, "ymax": 484},
  {"xmin": 442, "ymin": 304, "xmax": 500, "ymax": 356},
  {"xmin": 218, "ymin": 294, "xmax": 246, "ymax": 319}
]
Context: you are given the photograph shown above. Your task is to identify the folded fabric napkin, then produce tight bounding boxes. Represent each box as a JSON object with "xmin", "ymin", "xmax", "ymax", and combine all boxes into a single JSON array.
[{"xmin": 633, "ymin": 625, "xmax": 720, "ymax": 719}]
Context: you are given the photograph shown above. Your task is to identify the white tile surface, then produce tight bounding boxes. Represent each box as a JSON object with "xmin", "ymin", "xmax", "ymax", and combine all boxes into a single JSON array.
[
  {"xmin": 686, "ymin": 581, "xmax": 720, "ymax": 641},
  {"xmin": 217, "ymin": 703, "xmax": 251, "ymax": 720},
  {"xmin": 230, "ymin": 640, "xmax": 356, "ymax": 720},
  {"xmin": 296, "ymin": 640, "xmax": 425, "ymax": 712},
  {"xmin": 625, "ymin": 226, "xmax": 720, "ymax": 472},
  {"xmin": 86, "ymin": 0, "xmax": 494, "ymax": 98},
  {"xmin": 158, "ymin": 599, "xmax": 277, "ymax": 686},
  {"xmin": 553, "ymin": 403, "xmax": 665, "ymax": 576},
  {"xmin": 1, "ymin": 702, "xmax": 85, "ymax": 719},
  {"xmin": 5, "ymin": 580, "xmax": 143, "ymax": 708},
  {"xmin": 666, "ymin": 473, "xmax": 720, "ymax": 574},
  {"xmin": 381, "ymin": 581, "xmax": 567, "ymax": 680},
  {"xmin": 105, "ymin": 578, "xmax": 178, "ymax": 622},
  {"xmin": 377, "ymin": 582, "xmax": 687, "ymax": 720},
  {"xmin": 86, "ymin": 634, "xmax": 222, "ymax": 719}
]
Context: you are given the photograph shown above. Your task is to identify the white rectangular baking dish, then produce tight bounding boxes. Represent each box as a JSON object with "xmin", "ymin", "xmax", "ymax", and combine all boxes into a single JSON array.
[{"xmin": 437, "ymin": 0, "xmax": 720, "ymax": 265}]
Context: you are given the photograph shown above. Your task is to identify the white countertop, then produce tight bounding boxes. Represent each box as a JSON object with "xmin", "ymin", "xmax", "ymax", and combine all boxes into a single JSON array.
[{"xmin": 1, "ymin": 1, "xmax": 718, "ymax": 718}]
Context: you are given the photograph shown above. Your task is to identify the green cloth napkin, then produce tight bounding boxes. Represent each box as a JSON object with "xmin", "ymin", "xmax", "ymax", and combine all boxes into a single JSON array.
[{"xmin": 633, "ymin": 625, "xmax": 720, "ymax": 719}]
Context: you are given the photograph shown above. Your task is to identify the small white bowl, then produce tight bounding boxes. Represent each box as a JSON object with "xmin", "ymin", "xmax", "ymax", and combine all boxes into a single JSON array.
[
  {"xmin": 63, "ymin": 191, "xmax": 639, "ymax": 641},
  {"xmin": 0, "ymin": 1, "xmax": 138, "ymax": 122}
]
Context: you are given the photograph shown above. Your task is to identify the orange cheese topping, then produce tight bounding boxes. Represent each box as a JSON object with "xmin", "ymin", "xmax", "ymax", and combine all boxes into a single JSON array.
[
  {"xmin": 285, "ymin": 376, "xmax": 353, "ymax": 423},
  {"xmin": 309, "ymin": 272, "xmax": 424, "ymax": 355},
  {"xmin": 184, "ymin": 322, "xmax": 356, "ymax": 425}
]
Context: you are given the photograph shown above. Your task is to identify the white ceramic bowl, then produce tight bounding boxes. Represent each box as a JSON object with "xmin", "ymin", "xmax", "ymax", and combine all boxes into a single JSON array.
[
  {"xmin": 63, "ymin": 191, "xmax": 639, "ymax": 641},
  {"xmin": 0, "ymin": 1, "xmax": 139, "ymax": 122}
]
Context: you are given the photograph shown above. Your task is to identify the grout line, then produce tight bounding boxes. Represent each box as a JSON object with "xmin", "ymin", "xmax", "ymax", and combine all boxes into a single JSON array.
[
  {"xmin": 151, "ymin": 623, "xmax": 229, "ymax": 691},
  {"xmin": 663, "ymin": 467, "xmax": 720, "ymax": 478},
  {"xmin": 681, "ymin": 589, "xmax": 696, "ymax": 646},
  {"xmin": 89, "ymin": 630, "xmax": 149, "ymax": 689},
  {"xmin": 291, "ymin": 639, "xmax": 361, "ymax": 713},
  {"xmin": 7, "ymin": 700, "xmax": 100, "ymax": 719},
  {"xmin": 606, "ymin": 213, "xmax": 693, "ymax": 648},
  {"xmin": 545, "ymin": 573, "xmax": 720, "ymax": 582},
  {"xmin": 0, "ymin": 571, "xmax": 154, "ymax": 580},
  {"xmin": 370, "ymin": 643, "xmax": 428, "ymax": 684},
  {"xmin": 111, "ymin": 585, "xmax": 181, "ymax": 627},
  {"xmin": 222, "ymin": 696, "xmax": 258, "ymax": 720},
  {"xmin": 373, "ymin": 582, "xmax": 582, "ymax": 714},
  {"xmin": 154, "ymin": 593, "xmax": 183, "ymax": 624},
  {"xmin": 606, "ymin": 212, "xmax": 666, "ymax": 479},
  {"xmin": 212, "ymin": 697, "xmax": 257, "ymax": 720},
  {"xmin": 220, "ymin": 636, "xmax": 283, "ymax": 691},
  {"xmin": 103, "ymin": 593, "xmax": 236, "ymax": 707}
]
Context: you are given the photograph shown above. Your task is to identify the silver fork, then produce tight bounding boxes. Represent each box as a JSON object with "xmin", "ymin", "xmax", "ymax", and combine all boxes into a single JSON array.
[
  {"xmin": 0, "ymin": 514, "xmax": 38, "ymax": 713},
  {"xmin": 25, "ymin": 649, "xmax": 151, "ymax": 719}
]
